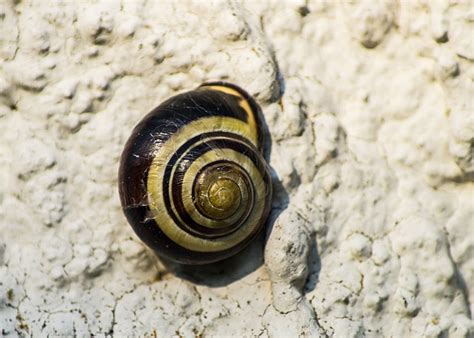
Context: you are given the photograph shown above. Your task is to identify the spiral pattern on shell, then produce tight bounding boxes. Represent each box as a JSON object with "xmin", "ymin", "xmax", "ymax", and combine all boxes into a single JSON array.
[{"xmin": 118, "ymin": 82, "xmax": 272, "ymax": 264}]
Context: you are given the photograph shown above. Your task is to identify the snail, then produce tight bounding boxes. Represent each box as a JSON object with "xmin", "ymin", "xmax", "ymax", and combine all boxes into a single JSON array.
[{"xmin": 118, "ymin": 82, "xmax": 272, "ymax": 265}]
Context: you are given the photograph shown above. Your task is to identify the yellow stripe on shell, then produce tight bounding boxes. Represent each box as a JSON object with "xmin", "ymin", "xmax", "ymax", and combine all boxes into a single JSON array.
[
  {"xmin": 146, "ymin": 115, "xmax": 257, "ymax": 173},
  {"xmin": 203, "ymin": 85, "xmax": 258, "ymax": 145},
  {"xmin": 204, "ymin": 85, "xmax": 243, "ymax": 98},
  {"xmin": 147, "ymin": 116, "xmax": 267, "ymax": 252}
]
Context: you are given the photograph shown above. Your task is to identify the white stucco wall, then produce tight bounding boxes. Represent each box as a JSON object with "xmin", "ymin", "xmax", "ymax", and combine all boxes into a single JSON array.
[{"xmin": 0, "ymin": 1, "xmax": 473, "ymax": 336}]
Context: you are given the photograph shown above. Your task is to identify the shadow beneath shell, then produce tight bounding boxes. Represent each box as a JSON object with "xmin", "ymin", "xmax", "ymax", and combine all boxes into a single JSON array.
[
  {"xmin": 159, "ymin": 232, "xmax": 266, "ymax": 287},
  {"xmin": 303, "ymin": 233, "xmax": 322, "ymax": 295}
]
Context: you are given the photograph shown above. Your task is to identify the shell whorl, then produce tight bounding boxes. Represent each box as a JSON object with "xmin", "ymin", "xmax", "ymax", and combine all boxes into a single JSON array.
[{"xmin": 118, "ymin": 82, "xmax": 272, "ymax": 264}]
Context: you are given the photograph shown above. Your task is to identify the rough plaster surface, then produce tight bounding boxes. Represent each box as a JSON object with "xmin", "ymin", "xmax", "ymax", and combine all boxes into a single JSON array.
[{"xmin": 0, "ymin": 0, "xmax": 473, "ymax": 336}]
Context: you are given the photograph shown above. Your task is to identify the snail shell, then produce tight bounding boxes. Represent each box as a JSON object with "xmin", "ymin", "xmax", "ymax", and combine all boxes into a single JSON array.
[{"xmin": 118, "ymin": 82, "xmax": 272, "ymax": 264}]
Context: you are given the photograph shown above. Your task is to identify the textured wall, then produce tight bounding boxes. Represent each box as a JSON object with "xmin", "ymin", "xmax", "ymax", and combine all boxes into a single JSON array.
[{"xmin": 0, "ymin": 0, "xmax": 473, "ymax": 336}]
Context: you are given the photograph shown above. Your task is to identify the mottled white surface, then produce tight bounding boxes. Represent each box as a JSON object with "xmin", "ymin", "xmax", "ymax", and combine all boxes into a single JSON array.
[{"xmin": 0, "ymin": 0, "xmax": 473, "ymax": 336}]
